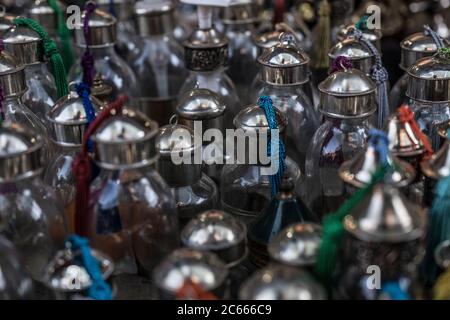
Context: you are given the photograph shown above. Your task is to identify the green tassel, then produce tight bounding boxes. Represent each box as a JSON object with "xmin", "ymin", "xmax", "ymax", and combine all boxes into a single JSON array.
[
  {"xmin": 315, "ymin": 165, "xmax": 389, "ymax": 286},
  {"xmin": 12, "ymin": 17, "xmax": 69, "ymax": 99},
  {"xmin": 48, "ymin": 0, "xmax": 75, "ymax": 73},
  {"xmin": 311, "ymin": 0, "xmax": 331, "ymax": 69}
]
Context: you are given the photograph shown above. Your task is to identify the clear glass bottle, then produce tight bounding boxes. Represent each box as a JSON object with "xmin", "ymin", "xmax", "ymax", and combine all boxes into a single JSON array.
[
  {"xmin": 0, "ymin": 124, "xmax": 67, "ymax": 282},
  {"xmin": 70, "ymin": 8, "xmax": 139, "ymax": 105},
  {"xmin": 305, "ymin": 67, "xmax": 377, "ymax": 220},
  {"xmin": 131, "ymin": 0, "xmax": 187, "ymax": 126}
]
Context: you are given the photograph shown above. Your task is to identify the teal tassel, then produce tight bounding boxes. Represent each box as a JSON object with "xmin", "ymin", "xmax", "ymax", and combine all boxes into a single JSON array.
[{"xmin": 381, "ymin": 281, "xmax": 410, "ymax": 300}]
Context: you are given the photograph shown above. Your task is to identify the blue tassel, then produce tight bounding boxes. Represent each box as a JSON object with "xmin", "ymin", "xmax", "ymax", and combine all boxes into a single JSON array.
[
  {"xmin": 108, "ymin": 0, "xmax": 117, "ymax": 17},
  {"xmin": 423, "ymin": 25, "xmax": 445, "ymax": 50},
  {"xmin": 76, "ymin": 82, "xmax": 96, "ymax": 152},
  {"xmin": 381, "ymin": 281, "xmax": 410, "ymax": 300},
  {"xmin": 66, "ymin": 235, "xmax": 113, "ymax": 300},
  {"xmin": 368, "ymin": 129, "xmax": 389, "ymax": 165}
]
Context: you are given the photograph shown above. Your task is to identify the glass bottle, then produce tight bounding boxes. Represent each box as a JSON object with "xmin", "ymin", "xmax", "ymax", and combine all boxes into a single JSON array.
[
  {"xmin": 130, "ymin": 0, "xmax": 187, "ymax": 126},
  {"xmin": 3, "ymin": 24, "xmax": 57, "ymax": 124},
  {"xmin": 251, "ymin": 32, "xmax": 319, "ymax": 171},
  {"xmin": 305, "ymin": 67, "xmax": 377, "ymax": 220},
  {"xmin": 221, "ymin": 103, "xmax": 302, "ymax": 225},
  {"xmin": 0, "ymin": 124, "xmax": 67, "ymax": 282},
  {"xmin": 156, "ymin": 122, "xmax": 218, "ymax": 227},
  {"xmin": 70, "ymin": 8, "xmax": 139, "ymax": 105},
  {"xmin": 43, "ymin": 90, "xmax": 102, "ymax": 233},
  {"xmin": 222, "ymin": 2, "xmax": 259, "ymax": 104},
  {"xmin": 335, "ymin": 183, "xmax": 425, "ymax": 300},
  {"xmin": 181, "ymin": 210, "xmax": 249, "ymax": 299}
]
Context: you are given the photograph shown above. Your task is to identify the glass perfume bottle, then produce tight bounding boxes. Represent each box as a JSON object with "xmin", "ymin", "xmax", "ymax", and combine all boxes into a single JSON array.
[
  {"xmin": 156, "ymin": 121, "xmax": 218, "ymax": 227},
  {"xmin": 305, "ymin": 66, "xmax": 377, "ymax": 220},
  {"xmin": 131, "ymin": 0, "xmax": 187, "ymax": 126},
  {"xmin": 70, "ymin": 8, "xmax": 139, "ymax": 105},
  {"xmin": 0, "ymin": 124, "xmax": 67, "ymax": 281}
]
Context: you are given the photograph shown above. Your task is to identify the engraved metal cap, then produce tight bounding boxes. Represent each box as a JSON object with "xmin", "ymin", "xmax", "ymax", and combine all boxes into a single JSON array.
[
  {"xmin": 156, "ymin": 120, "xmax": 202, "ymax": 187},
  {"xmin": 318, "ymin": 68, "xmax": 377, "ymax": 118},
  {"xmin": 257, "ymin": 32, "xmax": 310, "ymax": 85},
  {"xmin": 42, "ymin": 247, "xmax": 113, "ymax": 293},
  {"xmin": 222, "ymin": 1, "xmax": 257, "ymax": 25},
  {"xmin": 239, "ymin": 264, "xmax": 326, "ymax": 300},
  {"xmin": 135, "ymin": 0, "xmax": 174, "ymax": 37},
  {"xmin": 386, "ymin": 114, "xmax": 427, "ymax": 157},
  {"xmin": 27, "ymin": 0, "xmax": 62, "ymax": 37},
  {"xmin": 329, "ymin": 37, "xmax": 375, "ymax": 75},
  {"xmin": 344, "ymin": 183, "xmax": 425, "ymax": 242},
  {"xmin": 181, "ymin": 210, "xmax": 247, "ymax": 268},
  {"xmin": 406, "ymin": 51, "xmax": 450, "ymax": 103},
  {"xmin": 177, "ymin": 89, "xmax": 226, "ymax": 120},
  {"xmin": 46, "ymin": 91, "xmax": 103, "ymax": 147},
  {"xmin": 0, "ymin": 13, "xmax": 14, "ymax": 37},
  {"xmin": 0, "ymin": 123, "xmax": 45, "ymax": 182},
  {"xmin": 74, "ymin": 9, "xmax": 117, "ymax": 48},
  {"xmin": 337, "ymin": 24, "xmax": 382, "ymax": 49},
  {"xmin": 233, "ymin": 103, "xmax": 286, "ymax": 133},
  {"xmin": 400, "ymin": 32, "xmax": 446, "ymax": 71},
  {"xmin": 268, "ymin": 223, "xmax": 322, "ymax": 267},
  {"xmin": 153, "ymin": 248, "xmax": 228, "ymax": 297},
  {"xmin": 0, "ymin": 50, "xmax": 27, "ymax": 97},
  {"xmin": 421, "ymin": 140, "xmax": 450, "ymax": 180},
  {"xmin": 96, "ymin": 0, "xmax": 134, "ymax": 21},
  {"xmin": 3, "ymin": 22, "xmax": 45, "ymax": 66},
  {"xmin": 91, "ymin": 107, "xmax": 159, "ymax": 169}
]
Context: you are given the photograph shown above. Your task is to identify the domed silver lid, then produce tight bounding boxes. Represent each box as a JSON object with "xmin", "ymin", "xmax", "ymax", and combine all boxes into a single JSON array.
[
  {"xmin": 400, "ymin": 32, "xmax": 445, "ymax": 71},
  {"xmin": 0, "ymin": 123, "xmax": 45, "ymax": 182},
  {"xmin": 344, "ymin": 183, "xmax": 425, "ymax": 242},
  {"xmin": 27, "ymin": 0, "xmax": 61, "ymax": 37},
  {"xmin": 254, "ymin": 29, "xmax": 283, "ymax": 51},
  {"xmin": 329, "ymin": 37, "xmax": 375, "ymax": 75},
  {"xmin": 46, "ymin": 91, "xmax": 103, "ymax": 147},
  {"xmin": 0, "ymin": 13, "xmax": 14, "ymax": 37},
  {"xmin": 74, "ymin": 9, "xmax": 117, "ymax": 48},
  {"xmin": 337, "ymin": 24, "xmax": 382, "ymax": 47},
  {"xmin": 156, "ymin": 120, "xmax": 202, "ymax": 187},
  {"xmin": 42, "ymin": 247, "xmax": 113, "ymax": 293},
  {"xmin": 222, "ymin": 2, "xmax": 257, "ymax": 25},
  {"xmin": 0, "ymin": 50, "xmax": 27, "ymax": 97},
  {"xmin": 91, "ymin": 107, "xmax": 159, "ymax": 169},
  {"xmin": 318, "ymin": 67, "xmax": 377, "ymax": 118},
  {"xmin": 239, "ymin": 264, "xmax": 326, "ymax": 300},
  {"xmin": 181, "ymin": 210, "xmax": 247, "ymax": 268},
  {"xmin": 135, "ymin": 0, "xmax": 174, "ymax": 37},
  {"xmin": 386, "ymin": 114, "xmax": 427, "ymax": 157},
  {"xmin": 3, "ymin": 23, "xmax": 45, "ymax": 66},
  {"xmin": 233, "ymin": 104, "xmax": 286, "ymax": 133},
  {"xmin": 257, "ymin": 32, "xmax": 310, "ymax": 85},
  {"xmin": 268, "ymin": 223, "xmax": 322, "ymax": 267},
  {"xmin": 153, "ymin": 248, "xmax": 228, "ymax": 295},
  {"xmin": 406, "ymin": 50, "xmax": 450, "ymax": 103},
  {"xmin": 97, "ymin": 0, "xmax": 134, "ymax": 21},
  {"xmin": 176, "ymin": 89, "xmax": 226, "ymax": 120},
  {"xmin": 421, "ymin": 140, "xmax": 450, "ymax": 180}
]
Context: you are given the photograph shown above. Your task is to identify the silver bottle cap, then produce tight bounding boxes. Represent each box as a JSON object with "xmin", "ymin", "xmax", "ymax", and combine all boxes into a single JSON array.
[
  {"xmin": 27, "ymin": 0, "xmax": 61, "ymax": 37},
  {"xmin": 135, "ymin": 0, "xmax": 174, "ymax": 37},
  {"xmin": 239, "ymin": 264, "xmax": 326, "ymax": 300},
  {"xmin": 46, "ymin": 91, "xmax": 103, "ymax": 147},
  {"xmin": 421, "ymin": 140, "xmax": 450, "ymax": 180},
  {"xmin": 153, "ymin": 248, "xmax": 228, "ymax": 296},
  {"xmin": 181, "ymin": 210, "xmax": 247, "ymax": 268},
  {"xmin": 268, "ymin": 223, "xmax": 322, "ymax": 267},
  {"xmin": 0, "ymin": 124, "xmax": 45, "ymax": 182},
  {"xmin": 257, "ymin": 32, "xmax": 310, "ymax": 85},
  {"xmin": 156, "ymin": 120, "xmax": 202, "ymax": 187},
  {"xmin": 318, "ymin": 67, "xmax": 377, "ymax": 119},
  {"xmin": 91, "ymin": 107, "xmax": 159, "ymax": 170},
  {"xmin": 233, "ymin": 103, "xmax": 286, "ymax": 133},
  {"xmin": 344, "ymin": 184, "xmax": 425, "ymax": 242},
  {"xmin": 386, "ymin": 114, "xmax": 427, "ymax": 157},
  {"xmin": 0, "ymin": 50, "xmax": 27, "ymax": 97},
  {"xmin": 329, "ymin": 37, "xmax": 375, "ymax": 75},
  {"xmin": 337, "ymin": 24, "xmax": 382, "ymax": 49},
  {"xmin": 3, "ymin": 23, "xmax": 45, "ymax": 66},
  {"xmin": 406, "ymin": 51, "xmax": 450, "ymax": 103},
  {"xmin": 96, "ymin": 0, "xmax": 134, "ymax": 21},
  {"xmin": 74, "ymin": 9, "xmax": 117, "ymax": 48},
  {"xmin": 222, "ymin": 2, "xmax": 257, "ymax": 25}
]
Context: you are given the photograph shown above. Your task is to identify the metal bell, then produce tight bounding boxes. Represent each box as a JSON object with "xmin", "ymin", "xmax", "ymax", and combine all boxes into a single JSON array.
[
  {"xmin": 400, "ymin": 32, "xmax": 447, "ymax": 71},
  {"xmin": 152, "ymin": 248, "xmax": 228, "ymax": 299},
  {"xmin": 181, "ymin": 210, "xmax": 247, "ymax": 268},
  {"xmin": 268, "ymin": 223, "xmax": 322, "ymax": 267},
  {"xmin": 329, "ymin": 37, "xmax": 375, "ymax": 75},
  {"xmin": 318, "ymin": 67, "xmax": 377, "ymax": 119},
  {"xmin": 74, "ymin": 8, "xmax": 117, "ymax": 48}
]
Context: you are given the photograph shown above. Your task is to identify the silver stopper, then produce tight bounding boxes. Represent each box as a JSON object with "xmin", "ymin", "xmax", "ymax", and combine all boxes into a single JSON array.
[
  {"xmin": 318, "ymin": 67, "xmax": 377, "ymax": 118},
  {"xmin": 135, "ymin": 0, "xmax": 174, "ymax": 37},
  {"xmin": 74, "ymin": 9, "xmax": 117, "ymax": 48},
  {"xmin": 386, "ymin": 114, "xmax": 427, "ymax": 157},
  {"xmin": 222, "ymin": 2, "xmax": 257, "ymax": 25},
  {"xmin": 337, "ymin": 24, "xmax": 382, "ymax": 50},
  {"xmin": 268, "ymin": 223, "xmax": 322, "ymax": 267},
  {"xmin": 239, "ymin": 264, "xmax": 326, "ymax": 300},
  {"xmin": 344, "ymin": 184, "xmax": 425, "ymax": 242},
  {"xmin": 0, "ymin": 50, "xmax": 27, "ymax": 97},
  {"xmin": 27, "ymin": 0, "xmax": 61, "ymax": 37},
  {"xmin": 181, "ymin": 210, "xmax": 247, "ymax": 268},
  {"xmin": 257, "ymin": 32, "xmax": 310, "ymax": 85},
  {"xmin": 329, "ymin": 37, "xmax": 375, "ymax": 75},
  {"xmin": 421, "ymin": 139, "xmax": 450, "ymax": 180},
  {"xmin": 3, "ymin": 22, "xmax": 45, "ymax": 66},
  {"xmin": 233, "ymin": 103, "xmax": 286, "ymax": 133},
  {"xmin": 91, "ymin": 107, "xmax": 159, "ymax": 169},
  {"xmin": 96, "ymin": 0, "xmax": 134, "ymax": 21}
]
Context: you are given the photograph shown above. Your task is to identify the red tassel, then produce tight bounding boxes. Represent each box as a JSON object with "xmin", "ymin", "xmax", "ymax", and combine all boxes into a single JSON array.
[
  {"xmin": 175, "ymin": 280, "xmax": 217, "ymax": 300},
  {"xmin": 397, "ymin": 104, "xmax": 433, "ymax": 160},
  {"xmin": 273, "ymin": 0, "xmax": 285, "ymax": 26},
  {"xmin": 72, "ymin": 95, "xmax": 128, "ymax": 236}
]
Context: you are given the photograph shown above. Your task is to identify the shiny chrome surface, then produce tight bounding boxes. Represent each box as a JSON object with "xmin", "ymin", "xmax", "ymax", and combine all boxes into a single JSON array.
[
  {"xmin": 421, "ymin": 140, "xmax": 450, "ymax": 179},
  {"xmin": 74, "ymin": 9, "xmax": 117, "ymax": 48},
  {"xmin": 97, "ymin": 0, "xmax": 134, "ymax": 21},
  {"xmin": 329, "ymin": 37, "xmax": 375, "ymax": 75},
  {"xmin": 400, "ymin": 32, "xmax": 444, "ymax": 71},
  {"xmin": 0, "ymin": 123, "xmax": 44, "ymax": 182},
  {"xmin": 344, "ymin": 184, "xmax": 425, "ymax": 242},
  {"xmin": 337, "ymin": 24, "xmax": 382, "ymax": 49},
  {"xmin": 233, "ymin": 104, "xmax": 286, "ymax": 133},
  {"xmin": 386, "ymin": 114, "xmax": 427, "ymax": 156},
  {"xmin": 135, "ymin": 0, "xmax": 174, "ymax": 37},
  {"xmin": 27, "ymin": 0, "xmax": 59, "ymax": 36},
  {"xmin": 181, "ymin": 210, "xmax": 247, "ymax": 267},
  {"xmin": 318, "ymin": 68, "xmax": 377, "ymax": 118},
  {"xmin": 239, "ymin": 264, "xmax": 326, "ymax": 300},
  {"xmin": 177, "ymin": 89, "xmax": 226, "ymax": 120},
  {"xmin": 222, "ymin": 2, "xmax": 257, "ymax": 25},
  {"xmin": 184, "ymin": 28, "xmax": 227, "ymax": 49},
  {"xmin": 0, "ymin": 50, "xmax": 27, "ymax": 97},
  {"xmin": 268, "ymin": 223, "xmax": 322, "ymax": 267},
  {"xmin": 91, "ymin": 107, "xmax": 159, "ymax": 170},
  {"xmin": 3, "ymin": 25, "xmax": 44, "ymax": 66}
]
